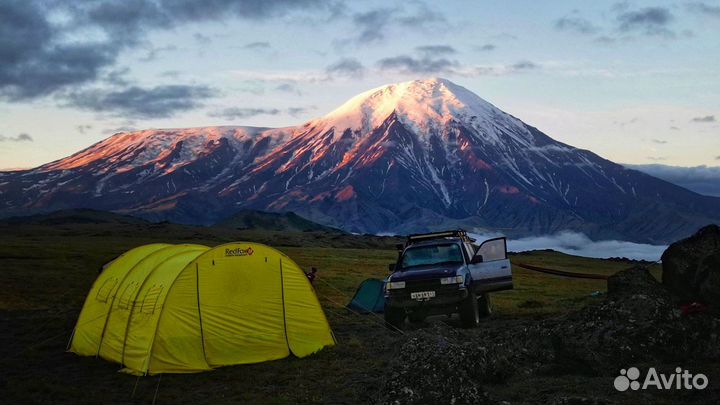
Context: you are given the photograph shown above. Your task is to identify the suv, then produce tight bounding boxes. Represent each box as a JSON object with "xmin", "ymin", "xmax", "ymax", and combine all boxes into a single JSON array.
[{"xmin": 384, "ymin": 230, "xmax": 513, "ymax": 329}]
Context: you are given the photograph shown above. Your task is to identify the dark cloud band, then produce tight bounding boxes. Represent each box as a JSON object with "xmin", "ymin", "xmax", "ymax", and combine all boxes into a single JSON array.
[{"xmin": 65, "ymin": 85, "xmax": 215, "ymax": 119}]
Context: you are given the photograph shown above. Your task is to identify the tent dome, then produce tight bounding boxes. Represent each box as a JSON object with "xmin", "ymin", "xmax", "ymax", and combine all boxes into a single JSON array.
[{"xmin": 70, "ymin": 243, "xmax": 335, "ymax": 375}]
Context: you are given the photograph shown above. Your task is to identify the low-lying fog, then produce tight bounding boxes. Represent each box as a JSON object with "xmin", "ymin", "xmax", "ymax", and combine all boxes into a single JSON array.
[{"xmin": 469, "ymin": 231, "xmax": 666, "ymax": 261}]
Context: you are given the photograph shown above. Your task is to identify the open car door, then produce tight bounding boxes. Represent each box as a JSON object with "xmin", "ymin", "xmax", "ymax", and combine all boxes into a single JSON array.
[{"xmin": 468, "ymin": 237, "xmax": 513, "ymax": 292}]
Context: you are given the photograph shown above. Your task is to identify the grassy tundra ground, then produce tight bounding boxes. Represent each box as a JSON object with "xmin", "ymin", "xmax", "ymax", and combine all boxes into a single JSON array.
[{"xmin": 0, "ymin": 217, "xmax": 669, "ymax": 404}]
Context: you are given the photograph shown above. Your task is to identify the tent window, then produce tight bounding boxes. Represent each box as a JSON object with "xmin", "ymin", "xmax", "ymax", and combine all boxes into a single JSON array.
[
  {"xmin": 140, "ymin": 285, "xmax": 164, "ymax": 315},
  {"xmin": 116, "ymin": 281, "xmax": 139, "ymax": 310},
  {"xmin": 95, "ymin": 278, "xmax": 118, "ymax": 303}
]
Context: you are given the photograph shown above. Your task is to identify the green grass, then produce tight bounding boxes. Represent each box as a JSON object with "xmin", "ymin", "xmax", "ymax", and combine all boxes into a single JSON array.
[{"xmin": 0, "ymin": 221, "xmax": 662, "ymax": 404}]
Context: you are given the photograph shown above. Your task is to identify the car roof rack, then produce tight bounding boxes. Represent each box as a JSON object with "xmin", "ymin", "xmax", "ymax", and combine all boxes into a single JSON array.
[{"xmin": 405, "ymin": 229, "xmax": 476, "ymax": 246}]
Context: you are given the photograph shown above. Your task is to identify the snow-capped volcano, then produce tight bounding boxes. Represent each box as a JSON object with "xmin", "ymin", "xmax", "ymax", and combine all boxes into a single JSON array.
[
  {"xmin": 1, "ymin": 78, "xmax": 718, "ymax": 243},
  {"xmin": 319, "ymin": 78, "xmax": 515, "ymax": 136}
]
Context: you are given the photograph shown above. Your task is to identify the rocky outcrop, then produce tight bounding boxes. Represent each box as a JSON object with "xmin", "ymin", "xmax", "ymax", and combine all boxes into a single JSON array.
[
  {"xmin": 378, "ymin": 266, "xmax": 720, "ymax": 404},
  {"xmin": 662, "ymin": 224, "xmax": 720, "ymax": 304}
]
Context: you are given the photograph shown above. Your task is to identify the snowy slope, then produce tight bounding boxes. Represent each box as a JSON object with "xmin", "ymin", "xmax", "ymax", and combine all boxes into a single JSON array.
[{"xmin": 1, "ymin": 78, "xmax": 719, "ymax": 243}]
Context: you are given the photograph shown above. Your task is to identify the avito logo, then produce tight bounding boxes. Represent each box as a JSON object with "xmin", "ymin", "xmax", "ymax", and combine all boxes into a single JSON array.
[{"xmin": 614, "ymin": 367, "xmax": 708, "ymax": 391}]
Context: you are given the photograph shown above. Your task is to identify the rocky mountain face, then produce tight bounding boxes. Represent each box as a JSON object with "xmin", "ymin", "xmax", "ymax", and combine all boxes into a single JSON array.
[{"xmin": 1, "ymin": 78, "xmax": 718, "ymax": 243}]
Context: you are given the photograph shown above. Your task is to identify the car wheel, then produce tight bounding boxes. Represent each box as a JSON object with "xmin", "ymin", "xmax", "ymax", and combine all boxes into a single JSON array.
[
  {"xmin": 459, "ymin": 291, "xmax": 480, "ymax": 328},
  {"xmin": 478, "ymin": 293, "xmax": 492, "ymax": 317},
  {"xmin": 408, "ymin": 312, "xmax": 426, "ymax": 324},
  {"xmin": 384, "ymin": 306, "xmax": 405, "ymax": 331}
]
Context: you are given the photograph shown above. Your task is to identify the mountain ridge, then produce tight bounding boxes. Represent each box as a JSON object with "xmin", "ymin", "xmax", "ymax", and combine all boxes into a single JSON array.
[{"xmin": 1, "ymin": 78, "xmax": 718, "ymax": 243}]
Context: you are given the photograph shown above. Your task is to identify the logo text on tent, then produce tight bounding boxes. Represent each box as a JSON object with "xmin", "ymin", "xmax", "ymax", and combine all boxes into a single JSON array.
[
  {"xmin": 225, "ymin": 247, "xmax": 254, "ymax": 257},
  {"xmin": 614, "ymin": 367, "xmax": 708, "ymax": 391}
]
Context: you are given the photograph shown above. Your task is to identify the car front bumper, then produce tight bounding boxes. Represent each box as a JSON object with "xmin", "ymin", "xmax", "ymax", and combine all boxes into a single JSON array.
[{"xmin": 385, "ymin": 284, "xmax": 468, "ymax": 310}]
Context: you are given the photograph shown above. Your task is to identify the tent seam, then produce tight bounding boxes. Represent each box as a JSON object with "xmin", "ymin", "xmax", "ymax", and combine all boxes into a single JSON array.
[
  {"xmin": 95, "ymin": 245, "xmax": 175, "ymax": 357},
  {"xmin": 142, "ymin": 251, "xmax": 209, "ymax": 374},
  {"xmin": 196, "ymin": 263, "xmax": 209, "ymax": 365},
  {"xmin": 279, "ymin": 258, "xmax": 291, "ymax": 353},
  {"xmin": 120, "ymin": 246, "xmax": 205, "ymax": 368}
]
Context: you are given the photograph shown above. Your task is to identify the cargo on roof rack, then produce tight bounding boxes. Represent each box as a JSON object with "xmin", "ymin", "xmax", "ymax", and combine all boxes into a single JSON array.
[{"xmin": 406, "ymin": 229, "xmax": 476, "ymax": 246}]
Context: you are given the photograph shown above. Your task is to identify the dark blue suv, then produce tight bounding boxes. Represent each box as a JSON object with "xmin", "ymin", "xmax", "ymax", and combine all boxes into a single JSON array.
[{"xmin": 384, "ymin": 230, "xmax": 513, "ymax": 329}]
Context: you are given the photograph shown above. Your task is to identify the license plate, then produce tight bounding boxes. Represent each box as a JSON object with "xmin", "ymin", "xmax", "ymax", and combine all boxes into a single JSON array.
[{"xmin": 410, "ymin": 291, "xmax": 436, "ymax": 300}]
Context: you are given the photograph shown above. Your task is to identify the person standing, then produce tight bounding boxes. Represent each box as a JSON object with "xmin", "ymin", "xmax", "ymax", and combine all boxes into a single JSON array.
[{"xmin": 306, "ymin": 267, "xmax": 317, "ymax": 284}]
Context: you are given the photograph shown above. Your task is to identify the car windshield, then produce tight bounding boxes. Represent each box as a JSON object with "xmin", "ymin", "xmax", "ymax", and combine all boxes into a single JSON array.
[{"xmin": 401, "ymin": 243, "xmax": 463, "ymax": 269}]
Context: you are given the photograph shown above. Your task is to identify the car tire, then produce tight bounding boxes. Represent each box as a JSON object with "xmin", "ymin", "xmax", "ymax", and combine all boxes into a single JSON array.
[
  {"xmin": 478, "ymin": 293, "xmax": 492, "ymax": 317},
  {"xmin": 459, "ymin": 291, "xmax": 480, "ymax": 328},
  {"xmin": 384, "ymin": 306, "xmax": 405, "ymax": 331},
  {"xmin": 408, "ymin": 312, "xmax": 425, "ymax": 324}
]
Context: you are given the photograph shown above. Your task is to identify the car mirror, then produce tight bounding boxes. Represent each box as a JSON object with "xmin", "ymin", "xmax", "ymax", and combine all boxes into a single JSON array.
[
  {"xmin": 388, "ymin": 263, "xmax": 396, "ymax": 272},
  {"xmin": 395, "ymin": 243, "xmax": 404, "ymax": 251},
  {"xmin": 471, "ymin": 255, "xmax": 484, "ymax": 264}
]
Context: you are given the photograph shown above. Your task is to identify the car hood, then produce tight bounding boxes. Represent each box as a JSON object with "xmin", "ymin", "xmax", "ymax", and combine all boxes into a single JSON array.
[{"xmin": 389, "ymin": 263, "xmax": 464, "ymax": 282}]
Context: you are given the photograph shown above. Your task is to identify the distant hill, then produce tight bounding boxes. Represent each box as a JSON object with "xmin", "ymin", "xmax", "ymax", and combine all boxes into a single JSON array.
[
  {"xmin": 0, "ymin": 208, "xmax": 396, "ymax": 250},
  {"xmin": 1, "ymin": 209, "xmax": 148, "ymax": 226},
  {"xmin": 215, "ymin": 210, "xmax": 342, "ymax": 233}
]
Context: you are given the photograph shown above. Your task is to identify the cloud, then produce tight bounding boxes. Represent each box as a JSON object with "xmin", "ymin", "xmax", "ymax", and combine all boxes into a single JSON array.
[
  {"xmin": 616, "ymin": 6, "xmax": 675, "ymax": 37},
  {"xmin": 76, "ymin": 125, "xmax": 93, "ymax": 134},
  {"xmin": 193, "ymin": 33, "xmax": 211, "ymax": 44},
  {"xmin": 624, "ymin": 163, "xmax": 720, "ymax": 197},
  {"xmin": 511, "ymin": 60, "xmax": 538, "ymax": 70},
  {"xmin": 209, "ymin": 107, "xmax": 280, "ymax": 120},
  {"xmin": 476, "ymin": 44, "xmax": 496, "ymax": 51},
  {"xmin": 376, "ymin": 52, "xmax": 540, "ymax": 77},
  {"xmin": 286, "ymin": 107, "xmax": 314, "ymax": 117},
  {"xmin": 241, "ymin": 41, "xmax": 271, "ymax": 50},
  {"xmin": 415, "ymin": 45, "xmax": 457, "ymax": 56},
  {"xmin": 274, "ymin": 83, "xmax": 302, "ymax": 95},
  {"xmin": 395, "ymin": 2, "xmax": 446, "ymax": 27},
  {"xmin": 326, "ymin": 58, "xmax": 366, "ymax": 78},
  {"xmin": 594, "ymin": 36, "xmax": 616, "ymax": 44},
  {"xmin": 691, "ymin": 115, "xmax": 716, "ymax": 123},
  {"xmin": 349, "ymin": 3, "xmax": 446, "ymax": 44},
  {"xmin": 614, "ymin": 117, "xmax": 638, "ymax": 127},
  {"xmin": 208, "ymin": 106, "xmax": 312, "ymax": 120},
  {"xmin": 377, "ymin": 55, "xmax": 459, "ymax": 75},
  {"xmin": 139, "ymin": 45, "xmax": 178, "ymax": 62},
  {"xmin": 0, "ymin": 1, "xmax": 119, "ymax": 100},
  {"xmin": 352, "ymin": 8, "xmax": 394, "ymax": 43},
  {"xmin": 65, "ymin": 84, "xmax": 215, "ymax": 119},
  {"xmin": 0, "ymin": 0, "xmax": 329, "ymax": 101},
  {"xmin": 469, "ymin": 231, "xmax": 666, "ymax": 261},
  {"xmin": 0, "ymin": 133, "xmax": 33, "ymax": 142},
  {"xmin": 686, "ymin": 2, "xmax": 720, "ymax": 17},
  {"xmin": 102, "ymin": 125, "xmax": 138, "ymax": 135},
  {"xmin": 555, "ymin": 15, "xmax": 599, "ymax": 34},
  {"xmin": 103, "ymin": 68, "xmax": 132, "ymax": 86}
]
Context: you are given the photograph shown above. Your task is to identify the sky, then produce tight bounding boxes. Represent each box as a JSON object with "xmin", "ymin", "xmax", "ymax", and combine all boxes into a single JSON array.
[{"xmin": 0, "ymin": 0, "xmax": 719, "ymax": 171}]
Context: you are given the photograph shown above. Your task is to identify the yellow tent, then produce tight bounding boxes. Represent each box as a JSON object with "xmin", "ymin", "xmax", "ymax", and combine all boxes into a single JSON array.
[{"xmin": 69, "ymin": 242, "xmax": 335, "ymax": 375}]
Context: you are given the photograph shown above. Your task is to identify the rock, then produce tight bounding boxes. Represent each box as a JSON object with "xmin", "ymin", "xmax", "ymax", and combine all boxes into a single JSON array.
[
  {"xmin": 551, "ymin": 267, "xmax": 679, "ymax": 373},
  {"xmin": 697, "ymin": 251, "xmax": 720, "ymax": 304},
  {"xmin": 662, "ymin": 224, "xmax": 720, "ymax": 303},
  {"xmin": 377, "ymin": 326, "xmax": 499, "ymax": 405},
  {"xmin": 607, "ymin": 266, "xmax": 664, "ymax": 299}
]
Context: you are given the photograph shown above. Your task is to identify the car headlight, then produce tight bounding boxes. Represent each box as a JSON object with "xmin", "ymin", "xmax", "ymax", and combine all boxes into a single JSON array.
[
  {"xmin": 386, "ymin": 281, "xmax": 406, "ymax": 290},
  {"xmin": 440, "ymin": 275, "xmax": 464, "ymax": 285}
]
